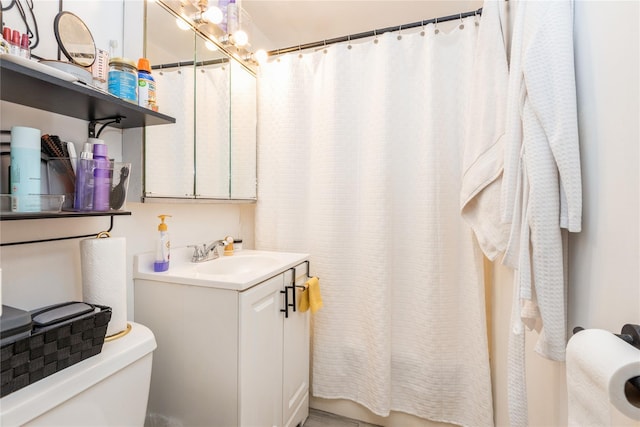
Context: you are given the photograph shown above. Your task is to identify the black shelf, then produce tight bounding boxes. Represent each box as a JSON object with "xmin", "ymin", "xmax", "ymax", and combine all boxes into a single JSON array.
[
  {"xmin": 0, "ymin": 211, "xmax": 132, "ymax": 246},
  {"xmin": 0, "ymin": 60, "xmax": 175, "ymax": 128},
  {"xmin": 0, "ymin": 210, "xmax": 132, "ymax": 221}
]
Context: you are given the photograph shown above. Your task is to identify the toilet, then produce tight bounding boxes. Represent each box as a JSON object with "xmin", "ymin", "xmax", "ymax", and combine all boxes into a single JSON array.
[{"xmin": 0, "ymin": 322, "xmax": 156, "ymax": 426}]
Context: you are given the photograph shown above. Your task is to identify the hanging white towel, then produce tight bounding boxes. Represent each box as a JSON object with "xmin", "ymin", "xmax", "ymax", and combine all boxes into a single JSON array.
[
  {"xmin": 460, "ymin": 0, "xmax": 510, "ymax": 261},
  {"xmin": 502, "ymin": 1, "xmax": 582, "ymax": 426}
]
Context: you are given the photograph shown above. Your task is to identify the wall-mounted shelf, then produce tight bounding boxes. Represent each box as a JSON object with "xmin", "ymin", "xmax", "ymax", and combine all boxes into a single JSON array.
[
  {"xmin": 0, "ymin": 60, "xmax": 175, "ymax": 128},
  {"xmin": 0, "ymin": 210, "xmax": 131, "ymax": 221},
  {"xmin": 0, "ymin": 211, "xmax": 132, "ymax": 246}
]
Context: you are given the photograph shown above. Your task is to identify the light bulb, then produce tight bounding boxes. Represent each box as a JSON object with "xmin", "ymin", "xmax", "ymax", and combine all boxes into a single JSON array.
[
  {"xmin": 205, "ymin": 40, "xmax": 218, "ymax": 51},
  {"xmin": 232, "ymin": 30, "xmax": 249, "ymax": 47},
  {"xmin": 254, "ymin": 49, "xmax": 268, "ymax": 64},
  {"xmin": 203, "ymin": 6, "xmax": 223, "ymax": 24},
  {"xmin": 176, "ymin": 16, "xmax": 190, "ymax": 31}
]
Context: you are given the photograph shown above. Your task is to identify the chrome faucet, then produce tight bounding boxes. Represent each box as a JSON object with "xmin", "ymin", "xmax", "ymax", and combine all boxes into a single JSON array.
[{"xmin": 189, "ymin": 237, "xmax": 232, "ymax": 263}]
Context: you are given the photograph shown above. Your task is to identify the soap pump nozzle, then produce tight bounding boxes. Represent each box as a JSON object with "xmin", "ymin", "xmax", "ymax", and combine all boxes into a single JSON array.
[{"xmin": 157, "ymin": 214, "xmax": 172, "ymax": 231}]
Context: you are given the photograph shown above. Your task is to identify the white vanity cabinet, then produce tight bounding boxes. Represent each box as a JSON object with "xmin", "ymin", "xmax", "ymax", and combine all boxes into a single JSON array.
[{"xmin": 133, "ymin": 256, "xmax": 310, "ymax": 427}]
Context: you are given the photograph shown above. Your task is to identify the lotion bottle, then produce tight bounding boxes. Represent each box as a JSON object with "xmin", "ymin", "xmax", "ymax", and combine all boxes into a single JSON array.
[{"xmin": 154, "ymin": 214, "xmax": 172, "ymax": 272}]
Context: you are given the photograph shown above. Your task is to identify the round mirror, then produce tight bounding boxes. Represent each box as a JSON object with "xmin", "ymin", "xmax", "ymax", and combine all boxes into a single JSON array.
[{"xmin": 53, "ymin": 11, "xmax": 96, "ymax": 67}]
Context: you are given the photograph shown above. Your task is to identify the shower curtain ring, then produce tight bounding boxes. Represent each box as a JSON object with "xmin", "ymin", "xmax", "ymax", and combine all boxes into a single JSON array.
[
  {"xmin": 374, "ymin": 29, "xmax": 379, "ymax": 44},
  {"xmin": 323, "ymin": 39, "xmax": 328, "ymax": 54},
  {"xmin": 474, "ymin": 10, "xmax": 480, "ymax": 26},
  {"xmin": 459, "ymin": 13, "xmax": 465, "ymax": 30},
  {"xmin": 434, "ymin": 18, "xmax": 440, "ymax": 34},
  {"xmin": 397, "ymin": 25, "xmax": 402, "ymax": 41},
  {"xmin": 347, "ymin": 34, "xmax": 352, "ymax": 49},
  {"xmin": 420, "ymin": 20, "xmax": 426, "ymax": 36},
  {"xmin": 298, "ymin": 45, "xmax": 303, "ymax": 59}
]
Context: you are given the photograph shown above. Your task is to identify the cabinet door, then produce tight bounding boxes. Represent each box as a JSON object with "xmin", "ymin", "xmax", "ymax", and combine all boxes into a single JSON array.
[
  {"xmin": 230, "ymin": 61, "xmax": 257, "ymax": 200},
  {"xmin": 195, "ymin": 36, "xmax": 231, "ymax": 198},
  {"xmin": 144, "ymin": 8, "xmax": 196, "ymax": 198},
  {"xmin": 282, "ymin": 267, "xmax": 311, "ymax": 427},
  {"xmin": 239, "ymin": 274, "xmax": 284, "ymax": 427},
  {"xmin": 144, "ymin": 68, "xmax": 196, "ymax": 197}
]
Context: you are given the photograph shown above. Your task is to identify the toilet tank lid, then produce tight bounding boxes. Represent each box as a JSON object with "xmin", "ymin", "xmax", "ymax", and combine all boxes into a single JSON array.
[{"xmin": 0, "ymin": 321, "xmax": 157, "ymax": 426}]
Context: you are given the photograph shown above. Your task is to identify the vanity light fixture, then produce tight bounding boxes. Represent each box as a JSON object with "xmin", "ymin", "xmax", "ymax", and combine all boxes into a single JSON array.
[
  {"xmin": 231, "ymin": 30, "xmax": 248, "ymax": 47},
  {"xmin": 175, "ymin": 0, "xmax": 223, "ymax": 29},
  {"xmin": 199, "ymin": 0, "xmax": 223, "ymax": 24},
  {"xmin": 244, "ymin": 49, "xmax": 267, "ymax": 65},
  {"xmin": 253, "ymin": 49, "xmax": 267, "ymax": 64}
]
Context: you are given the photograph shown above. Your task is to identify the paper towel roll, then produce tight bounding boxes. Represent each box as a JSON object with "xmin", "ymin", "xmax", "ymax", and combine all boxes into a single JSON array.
[
  {"xmin": 80, "ymin": 234, "xmax": 127, "ymax": 337},
  {"xmin": 567, "ymin": 328, "xmax": 640, "ymax": 426}
]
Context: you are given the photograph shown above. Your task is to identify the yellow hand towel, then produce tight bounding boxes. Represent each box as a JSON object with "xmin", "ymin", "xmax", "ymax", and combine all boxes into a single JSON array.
[{"xmin": 299, "ymin": 277, "xmax": 323, "ymax": 313}]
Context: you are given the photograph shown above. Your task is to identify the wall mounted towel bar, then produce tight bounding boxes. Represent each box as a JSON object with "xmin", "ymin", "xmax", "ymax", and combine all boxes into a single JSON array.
[{"xmin": 280, "ymin": 261, "xmax": 318, "ymax": 318}]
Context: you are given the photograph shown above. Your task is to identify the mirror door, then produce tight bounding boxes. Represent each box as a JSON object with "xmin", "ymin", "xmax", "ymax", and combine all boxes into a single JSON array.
[{"xmin": 144, "ymin": 0, "xmax": 256, "ymax": 201}]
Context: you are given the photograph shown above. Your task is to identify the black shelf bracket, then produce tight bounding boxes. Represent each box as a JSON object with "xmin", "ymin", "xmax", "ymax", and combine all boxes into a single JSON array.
[
  {"xmin": 88, "ymin": 116, "xmax": 124, "ymax": 138},
  {"xmin": 1, "ymin": 214, "xmax": 124, "ymax": 246}
]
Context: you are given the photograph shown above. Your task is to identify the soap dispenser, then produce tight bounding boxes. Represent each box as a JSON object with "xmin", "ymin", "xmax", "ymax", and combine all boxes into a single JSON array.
[{"xmin": 154, "ymin": 215, "xmax": 172, "ymax": 272}]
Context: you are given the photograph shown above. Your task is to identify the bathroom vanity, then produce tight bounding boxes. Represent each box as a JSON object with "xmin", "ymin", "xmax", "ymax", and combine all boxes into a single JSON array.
[{"xmin": 133, "ymin": 248, "xmax": 310, "ymax": 427}]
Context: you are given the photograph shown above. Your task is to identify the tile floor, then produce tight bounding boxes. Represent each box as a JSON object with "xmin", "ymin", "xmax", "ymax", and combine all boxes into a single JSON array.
[{"xmin": 303, "ymin": 409, "xmax": 382, "ymax": 427}]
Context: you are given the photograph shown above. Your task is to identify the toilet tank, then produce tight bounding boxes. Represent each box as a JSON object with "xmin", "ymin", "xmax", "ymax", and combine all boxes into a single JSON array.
[{"xmin": 0, "ymin": 322, "xmax": 157, "ymax": 426}]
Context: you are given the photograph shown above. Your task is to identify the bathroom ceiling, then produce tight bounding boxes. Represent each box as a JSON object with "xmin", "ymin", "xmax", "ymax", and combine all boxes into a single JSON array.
[{"xmin": 242, "ymin": 0, "xmax": 484, "ymax": 51}]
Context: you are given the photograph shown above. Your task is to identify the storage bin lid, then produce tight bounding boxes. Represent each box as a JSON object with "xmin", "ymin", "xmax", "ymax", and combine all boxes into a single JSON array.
[{"xmin": 0, "ymin": 305, "xmax": 32, "ymax": 342}]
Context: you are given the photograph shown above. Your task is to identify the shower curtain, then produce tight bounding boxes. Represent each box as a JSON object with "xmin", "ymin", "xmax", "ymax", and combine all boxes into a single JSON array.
[{"xmin": 256, "ymin": 20, "xmax": 493, "ymax": 427}]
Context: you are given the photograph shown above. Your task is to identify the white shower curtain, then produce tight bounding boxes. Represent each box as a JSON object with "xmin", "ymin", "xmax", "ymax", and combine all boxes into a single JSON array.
[{"xmin": 257, "ymin": 21, "xmax": 493, "ymax": 427}]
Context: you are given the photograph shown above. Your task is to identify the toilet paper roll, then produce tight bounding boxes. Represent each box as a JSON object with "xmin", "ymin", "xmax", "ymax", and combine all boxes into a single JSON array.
[
  {"xmin": 566, "ymin": 328, "xmax": 640, "ymax": 426},
  {"xmin": 80, "ymin": 234, "xmax": 127, "ymax": 337}
]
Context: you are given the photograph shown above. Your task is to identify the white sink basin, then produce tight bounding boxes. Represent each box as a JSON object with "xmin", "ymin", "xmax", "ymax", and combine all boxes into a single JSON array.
[
  {"xmin": 195, "ymin": 254, "xmax": 283, "ymax": 276},
  {"xmin": 133, "ymin": 248, "xmax": 309, "ymax": 291}
]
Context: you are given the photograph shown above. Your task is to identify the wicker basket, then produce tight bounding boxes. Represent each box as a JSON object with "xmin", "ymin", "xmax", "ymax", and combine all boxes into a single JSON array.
[{"xmin": 0, "ymin": 305, "xmax": 112, "ymax": 397}]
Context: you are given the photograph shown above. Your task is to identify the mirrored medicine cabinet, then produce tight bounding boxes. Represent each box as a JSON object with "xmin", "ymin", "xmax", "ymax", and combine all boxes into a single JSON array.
[{"xmin": 143, "ymin": 0, "xmax": 257, "ymax": 201}]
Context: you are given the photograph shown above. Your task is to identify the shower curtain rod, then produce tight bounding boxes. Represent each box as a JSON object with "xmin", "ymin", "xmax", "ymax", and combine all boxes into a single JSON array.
[
  {"xmin": 268, "ymin": 7, "xmax": 484, "ymax": 56},
  {"xmin": 151, "ymin": 57, "xmax": 230, "ymax": 71}
]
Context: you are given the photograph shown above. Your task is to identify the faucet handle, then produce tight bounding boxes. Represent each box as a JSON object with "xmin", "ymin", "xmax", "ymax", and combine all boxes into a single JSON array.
[{"xmin": 188, "ymin": 244, "xmax": 205, "ymax": 261}]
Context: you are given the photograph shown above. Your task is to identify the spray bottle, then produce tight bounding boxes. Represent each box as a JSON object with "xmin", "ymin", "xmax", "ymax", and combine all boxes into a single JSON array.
[
  {"xmin": 154, "ymin": 215, "xmax": 172, "ymax": 272},
  {"xmin": 74, "ymin": 141, "xmax": 94, "ymax": 211}
]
